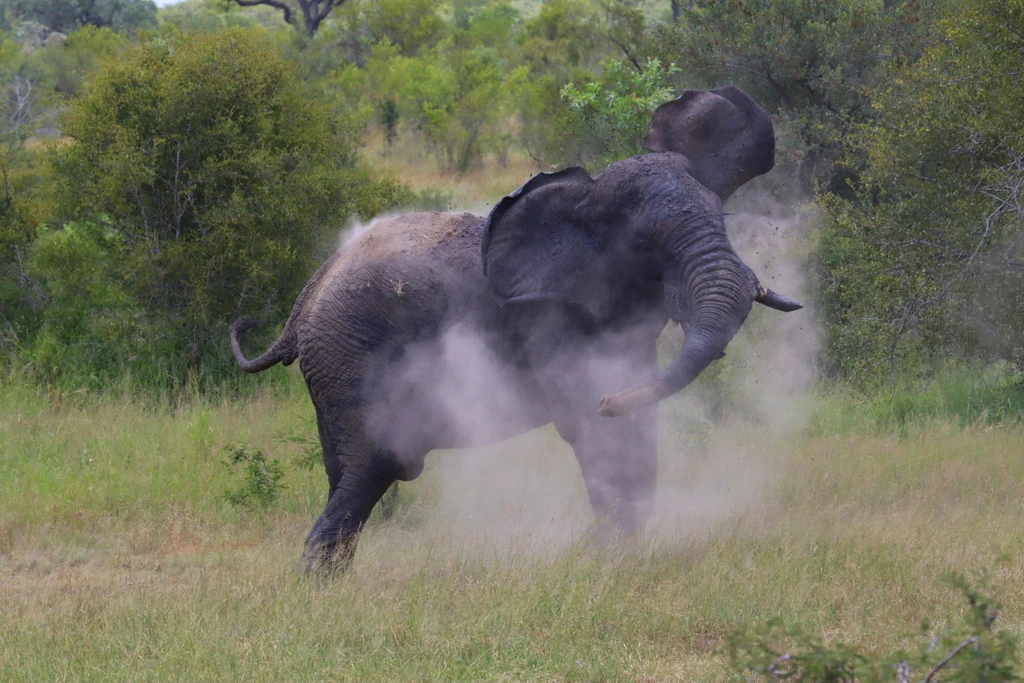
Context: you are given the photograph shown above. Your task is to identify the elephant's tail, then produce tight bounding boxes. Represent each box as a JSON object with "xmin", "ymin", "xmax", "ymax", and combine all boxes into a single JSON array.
[{"xmin": 230, "ymin": 317, "xmax": 299, "ymax": 373}]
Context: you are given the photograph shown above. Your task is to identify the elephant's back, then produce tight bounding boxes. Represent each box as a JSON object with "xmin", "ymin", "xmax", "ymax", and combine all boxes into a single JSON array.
[
  {"xmin": 329, "ymin": 211, "xmax": 485, "ymax": 284},
  {"xmin": 297, "ymin": 212, "xmax": 493, "ymax": 356}
]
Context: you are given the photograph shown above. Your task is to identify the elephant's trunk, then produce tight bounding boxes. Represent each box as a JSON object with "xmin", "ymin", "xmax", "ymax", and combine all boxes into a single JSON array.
[{"xmin": 598, "ymin": 241, "xmax": 754, "ymax": 417}]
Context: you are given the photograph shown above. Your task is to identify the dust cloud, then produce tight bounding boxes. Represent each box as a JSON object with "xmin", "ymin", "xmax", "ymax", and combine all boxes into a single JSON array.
[{"xmin": 344, "ymin": 192, "xmax": 821, "ymax": 559}]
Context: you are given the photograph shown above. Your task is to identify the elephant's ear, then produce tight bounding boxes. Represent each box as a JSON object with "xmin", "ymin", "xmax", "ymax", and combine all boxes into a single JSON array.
[
  {"xmin": 481, "ymin": 167, "xmax": 593, "ymax": 275},
  {"xmin": 642, "ymin": 85, "xmax": 774, "ymax": 200},
  {"xmin": 482, "ymin": 167, "xmax": 602, "ymax": 319}
]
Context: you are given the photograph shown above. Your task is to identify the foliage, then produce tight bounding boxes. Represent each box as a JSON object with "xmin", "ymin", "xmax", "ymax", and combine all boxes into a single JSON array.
[
  {"xmin": 505, "ymin": 0, "xmax": 611, "ymax": 164},
  {"xmin": 651, "ymin": 0, "xmax": 946, "ymax": 197},
  {"xmin": 817, "ymin": 0, "xmax": 1024, "ymax": 380},
  {"xmin": 220, "ymin": 443, "xmax": 286, "ymax": 510},
  {"xmin": 157, "ymin": 0, "xmax": 290, "ymax": 33},
  {"xmin": 277, "ymin": 422, "xmax": 322, "ymax": 472},
  {"xmin": 327, "ymin": 0, "xmax": 446, "ymax": 64},
  {"xmin": 42, "ymin": 27, "xmax": 405, "ymax": 387},
  {"xmin": 22, "ymin": 222, "xmax": 146, "ymax": 384},
  {"xmin": 727, "ymin": 577, "xmax": 1019, "ymax": 683},
  {"xmin": 0, "ymin": 30, "xmax": 80, "ymax": 360},
  {"xmin": 0, "ymin": 0, "xmax": 1016, "ymax": 392},
  {"xmin": 559, "ymin": 57, "xmax": 676, "ymax": 169},
  {"xmin": 0, "ymin": 0, "xmax": 157, "ymax": 34},
  {"xmin": 0, "ymin": 162, "xmax": 44, "ymax": 356},
  {"xmin": 40, "ymin": 25, "xmax": 130, "ymax": 96},
  {"xmin": 363, "ymin": 30, "xmax": 512, "ymax": 173}
]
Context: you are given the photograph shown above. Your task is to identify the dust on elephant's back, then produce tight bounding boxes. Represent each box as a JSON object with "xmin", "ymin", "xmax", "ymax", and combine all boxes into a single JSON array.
[{"xmin": 341, "ymin": 211, "xmax": 487, "ymax": 287}]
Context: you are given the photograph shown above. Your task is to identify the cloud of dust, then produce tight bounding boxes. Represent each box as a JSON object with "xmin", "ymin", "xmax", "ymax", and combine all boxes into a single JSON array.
[
  {"xmin": 648, "ymin": 187, "xmax": 822, "ymax": 542},
  {"xmin": 337, "ymin": 212, "xmax": 395, "ymax": 250},
  {"xmin": 351, "ymin": 191, "xmax": 822, "ymax": 559},
  {"xmin": 721, "ymin": 188, "xmax": 822, "ymax": 432}
]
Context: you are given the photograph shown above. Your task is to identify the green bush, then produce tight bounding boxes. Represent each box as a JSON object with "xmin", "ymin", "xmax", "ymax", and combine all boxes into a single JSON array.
[
  {"xmin": 220, "ymin": 443, "xmax": 286, "ymax": 510},
  {"xmin": 37, "ymin": 26, "xmax": 408, "ymax": 389},
  {"xmin": 816, "ymin": 0, "xmax": 1024, "ymax": 380},
  {"xmin": 727, "ymin": 577, "xmax": 1019, "ymax": 682},
  {"xmin": 558, "ymin": 57, "xmax": 676, "ymax": 170}
]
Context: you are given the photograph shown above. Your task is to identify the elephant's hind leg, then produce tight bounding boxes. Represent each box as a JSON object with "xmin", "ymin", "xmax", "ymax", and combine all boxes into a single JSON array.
[
  {"xmin": 302, "ymin": 400, "xmax": 415, "ymax": 573},
  {"xmin": 302, "ymin": 450, "xmax": 401, "ymax": 573}
]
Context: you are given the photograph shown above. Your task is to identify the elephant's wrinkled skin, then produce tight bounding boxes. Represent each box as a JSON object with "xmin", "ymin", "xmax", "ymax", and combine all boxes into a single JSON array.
[{"xmin": 231, "ymin": 86, "xmax": 802, "ymax": 571}]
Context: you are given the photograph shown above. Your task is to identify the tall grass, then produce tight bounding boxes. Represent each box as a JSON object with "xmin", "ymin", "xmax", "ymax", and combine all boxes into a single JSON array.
[
  {"xmin": 2, "ymin": 368, "xmax": 1023, "ymax": 680},
  {"xmin": 810, "ymin": 364, "xmax": 1024, "ymax": 435}
]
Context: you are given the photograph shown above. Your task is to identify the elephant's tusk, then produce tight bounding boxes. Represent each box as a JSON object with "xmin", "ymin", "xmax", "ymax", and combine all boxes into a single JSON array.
[{"xmin": 756, "ymin": 287, "xmax": 803, "ymax": 312}]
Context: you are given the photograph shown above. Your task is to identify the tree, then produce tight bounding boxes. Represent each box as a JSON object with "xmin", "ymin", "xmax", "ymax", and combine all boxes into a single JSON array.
[
  {"xmin": 41, "ymin": 27, "xmax": 408, "ymax": 386},
  {"xmin": 328, "ymin": 0, "xmax": 446, "ymax": 64},
  {"xmin": 0, "ymin": 33, "xmax": 61, "ymax": 359},
  {"xmin": 363, "ymin": 3, "xmax": 521, "ymax": 175},
  {"xmin": 0, "ymin": 0, "xmax": 157, "ymax": 34},
  {"xmin": 558, "ymin": 57, "xmax": 676, "ymax": 169},
  {"xmin": 37, "ymin": 25, "xmax": 130, "ymax": 97},
  {"xmin": 229, "ymin": 0, "xmax": 343, "ymax": 36},
  {"xmin": 651, "ymin": 0, "xmax": 946, "ymax": 197},
  {"xmin": 817, "ymin": 0, "xmax": 1024, "ymax": 379},
  {"xmin": 507, "ymin": 0, "xmax": 614, "ymax": 165}
]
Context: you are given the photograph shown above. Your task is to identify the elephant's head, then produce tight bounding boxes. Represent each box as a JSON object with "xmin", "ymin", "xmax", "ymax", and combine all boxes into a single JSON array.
[
  {"xmin": 642, "ymin": 85, "xmax": 775, "ymax": 201},
  {"xmin": 594, "ymin": 86, "xmax": 797, "ymax": 416},
  {"xmin": 483, "ymin": 85, "xmax": 800, "ymax": 419}
]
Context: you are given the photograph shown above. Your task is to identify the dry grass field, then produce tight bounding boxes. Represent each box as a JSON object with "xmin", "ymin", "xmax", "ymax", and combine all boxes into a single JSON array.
[{"xmin": 2, "ymin": 371, "xmax": 1022, "ymax": 681}]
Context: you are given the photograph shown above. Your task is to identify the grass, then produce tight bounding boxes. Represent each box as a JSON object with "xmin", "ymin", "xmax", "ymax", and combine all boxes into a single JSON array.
[
  {"xmin": 4, "ymin": 147, "xmax": 1023, "ymax": 680},
  {"xmin": 809, "ymin": 365, "xmax": 1024, "ymax": 435},
  {"xmin": 2, "ymin": 370, "xmax": 1023, "ymax": 681}
]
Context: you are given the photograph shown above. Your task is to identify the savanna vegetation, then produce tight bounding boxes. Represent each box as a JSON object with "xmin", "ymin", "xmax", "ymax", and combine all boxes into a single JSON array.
[{"xmin": 1, "ymin": 0, "xmax": 1023, "ymax": 680}]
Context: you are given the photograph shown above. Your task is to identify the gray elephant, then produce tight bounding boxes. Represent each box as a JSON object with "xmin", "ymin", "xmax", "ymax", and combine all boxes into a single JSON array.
[{"xmin": 231, "ymin": 85, "xmax": 802, "ymax": 571}]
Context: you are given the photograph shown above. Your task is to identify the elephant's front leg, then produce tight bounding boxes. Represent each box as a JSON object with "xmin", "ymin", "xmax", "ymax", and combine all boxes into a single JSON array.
[
  {"xmin": 520, "ymin": 312, "xmax": 659, "ymax": 539},
  {"xmin": 570, "ymin": 402, "xmax": 657, "ymax": 540}
]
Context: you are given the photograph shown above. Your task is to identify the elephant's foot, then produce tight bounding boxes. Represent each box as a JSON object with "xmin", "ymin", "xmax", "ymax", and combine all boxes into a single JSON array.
[
  {"xmin": 299, "ymin": 536, "xmax": 358, "ymax": 576},
  {"xmin": 580, "ymin": 517, "xmax": 644, "ymax": 558}
]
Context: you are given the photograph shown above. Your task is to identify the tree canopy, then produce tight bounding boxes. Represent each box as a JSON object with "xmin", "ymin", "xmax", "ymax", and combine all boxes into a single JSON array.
[
  {"xmin": 817, "ymin": 0, "xmax": 1024, "ymax": 378},
  {"xmin": 0, "ymin": 0, "xmax": 157, "ymax": 34},
  {"xmin": 26, "ymin": 27, "xmax": 408, "ymax": 386}
]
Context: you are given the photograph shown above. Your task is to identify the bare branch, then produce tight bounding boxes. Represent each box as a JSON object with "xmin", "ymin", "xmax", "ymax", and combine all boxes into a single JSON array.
[
  {"xmin": 920, "ymin": 636, "xmax": 979, "ymax": 683},
  {"xmin": 4, "ymin": 75, "xmax": 36, "ymax": 136},
  {"xmin": 232, "ymin": 0, "xmax": 344, "ymax": 35},
  {"xmin": 607, "ymin": 31, "xmax": 642, "ymax": 72},
  {"xmin": 232, "ymin": 0, "xmax": 295, "ymax": 27}
]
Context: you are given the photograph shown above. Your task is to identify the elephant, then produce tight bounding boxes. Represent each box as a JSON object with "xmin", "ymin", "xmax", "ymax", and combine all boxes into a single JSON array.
[{"xmin": 230, "ymin": 85, "xmax": 803, "ymax": 571}]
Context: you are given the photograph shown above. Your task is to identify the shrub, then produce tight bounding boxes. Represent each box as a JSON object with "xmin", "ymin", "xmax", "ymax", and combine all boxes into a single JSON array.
[
  {"xmin": 727, "ymin": 577, "xmax": 1019, "ymax": 682},
  {"xmin": 558, "ymin": 57, "xmax": 676, "ymax": 170},
  {"xmin": 220, "ymin": 443, "xmax": 286, "ymax": 510},
  {"xmin": 40, "ymin": 27, "xmax": 407, "ymax": 389}
]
